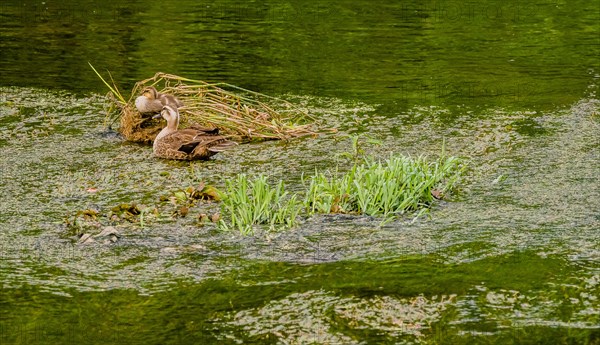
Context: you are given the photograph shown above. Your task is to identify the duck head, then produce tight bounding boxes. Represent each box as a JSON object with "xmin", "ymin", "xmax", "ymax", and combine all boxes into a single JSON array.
[
  {"xmin": 154, "ymin": 104, "xmax": 180, "ymax": 126},
  {"xmin": 141, "ymin": 86, "xmax": 159, "ymax": 100}
]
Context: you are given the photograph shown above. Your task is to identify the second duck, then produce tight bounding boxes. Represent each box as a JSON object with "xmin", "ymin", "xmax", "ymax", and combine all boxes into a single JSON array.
[
  {"xmin": 153, "ymin": 105, "xmax": 237, "ymax": 160},
  {"xmin": 135, "ymin": 86, "xmax": 184, "ymax": 114}
]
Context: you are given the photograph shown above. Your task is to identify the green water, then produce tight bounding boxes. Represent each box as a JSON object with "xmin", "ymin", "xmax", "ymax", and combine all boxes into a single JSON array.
[{"xmin": 1, "ymin": 1, "xmax": 599, "ymax": 344}]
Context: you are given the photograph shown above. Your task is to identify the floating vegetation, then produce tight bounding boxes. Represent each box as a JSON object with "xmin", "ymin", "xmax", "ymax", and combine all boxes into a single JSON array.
[
  {"xmin": 218, "ymin": 174, "xmax": 302, "ymax": 234},
  {"xmin": 66, "ymin": 181, "xmax": 222, "ymax": 237},
  {"xmin": 65, "ymin": 202, "xmax": 159, "ymax": 239},
  {"xmin": 218, "ymin": 151, "xmax": 465, "ymax": 234},
  {"xmin": 162, "ymin": 182, "xmax": 221, "ymax": 218},
  {"xmin": 179, "ymin": 182, "xmax": 221, "ymax": 204},
  {"xmin": 111, "ymin": 203, "xmax": 141, "ymax": 216},
  {"xmin": 214, "ymin": 290, "xmax": 457, "ymax": 343},
  {"xmin": 91, "ymin": 64, "xmax": 320, "ymax": 144},
  {"xmin": 64, "ymin": 209, "xmax": 102, "ymax": 236}
]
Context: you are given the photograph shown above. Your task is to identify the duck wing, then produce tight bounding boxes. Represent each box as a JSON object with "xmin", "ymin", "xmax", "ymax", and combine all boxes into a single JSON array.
[
  {"xmin": 161, "ymin": 129, "xmax": 201, "ymax": 154},
  {"xmin": 207, "ymin": 140, "xmax": 238, "ymax": 152},
  {"xmin": 188, "ymin": 124, "xmax": 220, "ymax": 134},
  {"xmin": 190, "ymin": 134, "xmax": 238, "ymax": 157},
  {"xmin": 160, "ymin": 129, "xmax": 237, "ymax": 160},
  {"xmin": 159, "ymin": 94, "xmax": 184, "ymax": 108}
]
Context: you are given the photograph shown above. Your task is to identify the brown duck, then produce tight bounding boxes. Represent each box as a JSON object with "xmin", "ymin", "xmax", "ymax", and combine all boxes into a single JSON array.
[
  {"xmin": 135, "ymin": 86, "xmax": 184, "ymax": 114},
  {"xmin": 153, "ymin": 105, "xmax": 237, "ymax": 160}
]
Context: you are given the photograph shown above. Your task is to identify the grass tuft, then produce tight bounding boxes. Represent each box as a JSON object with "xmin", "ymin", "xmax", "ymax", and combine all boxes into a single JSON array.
[
  {"xmin": 88, "ymin": 62, "xmax": 126, "ymax": 105},
  {"xmin": 217, "ymin": 174, "xmax": 302, "ymax": 234},
  {"xmin": 303, "ymin": 154, "xmax": 463, "ymax": 221},
  {"xmin": 218, "ymin": 151, "xmax": 465, "ymax": 235}
]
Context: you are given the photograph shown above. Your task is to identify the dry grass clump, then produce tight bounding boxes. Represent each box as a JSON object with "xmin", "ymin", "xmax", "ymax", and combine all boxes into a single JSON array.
[{"xmin": 94, "ymin": 67, "xmax": 319, "ymax": 144}]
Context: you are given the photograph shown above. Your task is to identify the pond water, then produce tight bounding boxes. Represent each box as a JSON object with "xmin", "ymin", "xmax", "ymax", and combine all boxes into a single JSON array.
[{"xmin": 1, "ymin": 1, "xmax": 599, "ymax": 344}]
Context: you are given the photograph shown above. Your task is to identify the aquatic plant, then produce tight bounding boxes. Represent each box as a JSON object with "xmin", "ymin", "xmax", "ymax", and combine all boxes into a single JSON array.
[
  {"xmin": 336, "ymin": 133, "xmax": 383, "ymax": 163},
  {"xmin": 217, "ymin": 174, "xmax": 302, "ymax": 234},
  {"xmin": 167, "ymin": 182, "xmax": 221, "ymax": 206},
  {"xmin": 64, "ymin": 209, "xmax": 100, "ymax": 236},
  {"xmin": 65, "ymin": 202, "xmax": 161, "ymax": 238},
  {"xmin": 218, "ymin": 152, "xmax": 464, "ymax": 234},
  {"xmin": 304, "ymin": 154, "xmax": 464, "ymax": 221},
  {"xmin": 90, "ymin": 64, "xmax": 320, "ymax": 144},
  {"xmin": 163, "ymin": 183, "xmax": 221, "ymax": 218}
]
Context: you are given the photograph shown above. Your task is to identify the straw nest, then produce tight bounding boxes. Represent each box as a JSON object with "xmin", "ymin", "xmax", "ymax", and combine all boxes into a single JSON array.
[{"xmin": 103, "ymin": 72, "xmax": 320, "ymax": 144}]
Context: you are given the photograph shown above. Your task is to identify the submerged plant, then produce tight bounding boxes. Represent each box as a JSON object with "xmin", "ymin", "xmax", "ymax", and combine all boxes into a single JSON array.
[{"xmin": 218, "ymin": 174, "xmax": 302, "ymax": 235}]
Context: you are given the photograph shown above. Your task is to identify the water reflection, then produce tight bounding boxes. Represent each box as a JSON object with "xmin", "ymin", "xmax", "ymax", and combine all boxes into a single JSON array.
[{"xmin": 1, "ymin": 1, "xmax": 598, "ymax": 109}]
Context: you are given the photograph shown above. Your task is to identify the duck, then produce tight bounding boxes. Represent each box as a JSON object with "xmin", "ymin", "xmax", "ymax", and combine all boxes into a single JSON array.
[
  {"xmin": 153, "ymin": 105, "xmax": 237, "ymax": 160},
  {"xmin": 135, "ymin": 86, "xmax": 184, "ymax": 114}
]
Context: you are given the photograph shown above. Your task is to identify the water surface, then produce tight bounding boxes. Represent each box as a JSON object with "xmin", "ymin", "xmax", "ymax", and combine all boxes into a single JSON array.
[{"xmin": 1, "ymin": 1, "xmax": 599, "ymax": 344}]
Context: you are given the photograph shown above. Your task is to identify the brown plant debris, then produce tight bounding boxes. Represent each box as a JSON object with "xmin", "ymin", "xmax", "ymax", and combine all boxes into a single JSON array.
[{"xmin": 104, "ymin": 72, "xmax": 320, "ymax": 144}]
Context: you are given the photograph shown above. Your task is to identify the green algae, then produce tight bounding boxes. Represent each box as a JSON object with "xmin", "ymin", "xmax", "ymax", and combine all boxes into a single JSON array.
[{"xmin": 1, "ymin": 91, "xmax": 598, "ymax": 344}]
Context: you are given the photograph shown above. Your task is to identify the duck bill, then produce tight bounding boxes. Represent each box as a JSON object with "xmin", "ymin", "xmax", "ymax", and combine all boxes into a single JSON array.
[{"xmin": 152, "ymin": 113, "xmax": 163, "ymax": 119}]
